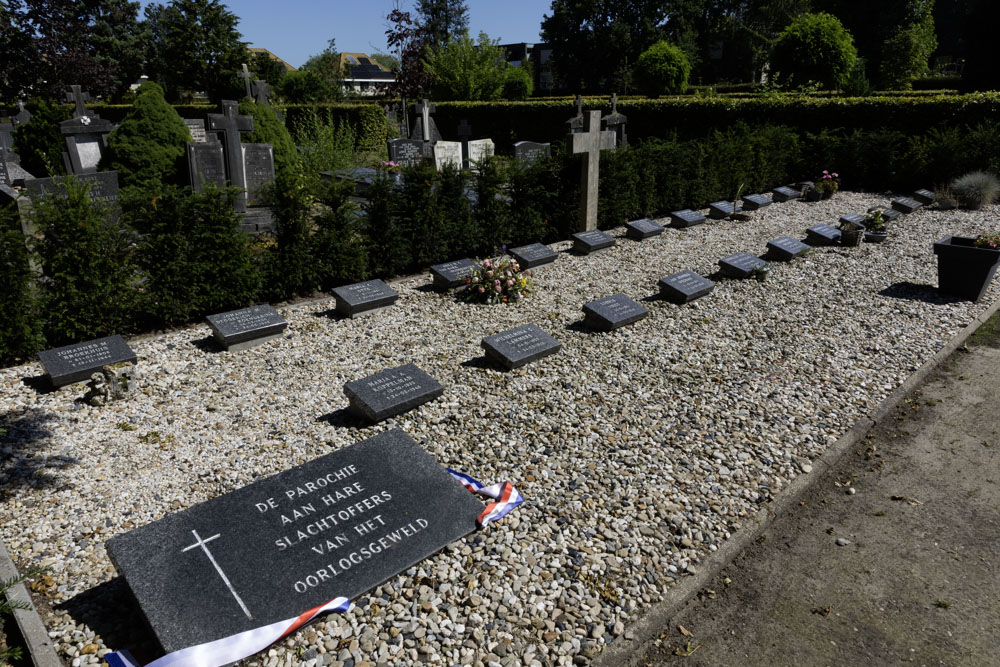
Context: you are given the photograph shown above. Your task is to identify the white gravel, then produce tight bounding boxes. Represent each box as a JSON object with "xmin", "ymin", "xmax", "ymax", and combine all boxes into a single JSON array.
[{"xmin": 1, "ymin": 192, "xmax": 997, "ymax": 667}]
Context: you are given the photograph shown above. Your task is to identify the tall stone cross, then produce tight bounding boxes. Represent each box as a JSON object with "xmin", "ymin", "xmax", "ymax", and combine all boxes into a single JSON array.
[
  {"xmin": 239, "ymin": 63, "xmax": 254, "ymax": 99},
  {"xmin": 457, "ymin": 119, "xmax": 472, "ymax": 169},
  {"xmin": 602, "ymin": 92, "xmax": 628, "ymax": 148},
  {"xmin": 566, "ymin": 94, "xmax": 585, "ymax": 134},
  {"xmin": 64, "ymin": 85, "xmax": 93, "ymax": 118},
  {"xmin": 416, "ymin": 99, "xmax": 435, "ymax": 142},
  {"xmin": 570, "ymin": 110, "xmax": 616, "ymax": 231},
  {"xmin": 207, "ymin": 100, "xmax": 254, "ymax": 213}
]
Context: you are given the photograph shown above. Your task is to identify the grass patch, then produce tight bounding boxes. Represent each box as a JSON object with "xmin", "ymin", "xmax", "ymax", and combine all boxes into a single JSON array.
[{"xmin": 969, "ymin": 311, "xmax": 1000, "ymax": 348}]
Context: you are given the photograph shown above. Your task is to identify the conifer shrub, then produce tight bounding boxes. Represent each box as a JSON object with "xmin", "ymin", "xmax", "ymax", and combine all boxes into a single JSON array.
[
  {"xmin": 260, "ymin": 169, "xmax": 318, "ymax": 301},
  {"xmin": 239, "ymin": 99, "xmax": 299, "ymax": 181},
  {"xmin": 311, "ymin": 180, "xmax": 369, "ymax": 290},
  {"xmin": 634, "ymin": 41, "xmax": 691, "ymax": 97},
  {"xmin": 473, "ymin": 155, "xmax": 511, "ymax": 252},
  {"xmin": 507, "ymin": 155, "xmax": 561, "ymax": 244},
  {"xmin": 103, "ymin": 81, "xmax": 191, "ymax": 191},
  {"xmin": 12, "ymin": 99, "xmax": 71, "ymax": 177},
  {"xmin": 0, "ymin": 204, "xmax": 43, "ymax": 364}
]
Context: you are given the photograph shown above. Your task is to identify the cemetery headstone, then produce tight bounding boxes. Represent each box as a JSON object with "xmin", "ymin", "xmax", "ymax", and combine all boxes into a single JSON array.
[
  {"xmin": 658, "ymin": 270, "xmax": 715, "ymax": 304},
  {"xmin": 252, "ymin": 79, "xmax": 283, "ymax": 121},
  {"xmin": 509, "ymin": 243, "xmax": 557, "ymax": 270},
  {"xmin": 332, "ymin": 279, "xmax": 398, "ymax": 318},
  {"xmin": 839, "ymin": 213, "xmax": 866, "ymax": 229},
  {"xmin": 344, "ymin": 363, "xmax": 444, "ymax": 423},
  {"xmin": 238, "ymin": 63, "xmax": 254, "ymax": 98},
  {"xmin": 24, "ymin": 172, "xmax": 119, "ymax": 205},
  {"xmin": 60, "ymin": 85, "xmax": 114, "ymax": 174},
  {"xmin": 805, "ymin": 224, "xmax": 841, "ymax": 245},
  {"xmin": 481, "ymin": 323, "xmax": 561, "ymax": 370},
  {"xmin": 186, "ymin": 142, "xmax": 226, "ymax": 191},
  {"xmin": 572, "ymin": 229, "xmax": 615, "ymax": 254},
  {"xmin": 205, "ymin": 305, "xmax": 287, "ymax": 351},
  {"xmin": 669, "ymin": 209, "xmax": 707, "ymax": 228},
  {"xmin": 565, "ymin": 94, "xmax": 584, "ymax": 133},
  {"xmin": 570, "ymin": 110, "xmax": 616, "ymax": 231},
  {"xmin": 766, "ymin": 235, "xmax": 811, "ymax": 261},
  {"xmin": 456, "ymin": 120, "xmax": 472, "ymax": 168},
  {"xmin": 13, "ymin": 100, "xmax": 31, "ymax": 126},
  {"xmin": 771, "ymin": 185, "xmax": 801, "ymax": 202},
  {"xmin": 430, "ymin": 258, "xmax": 478, "ymax": 290},
  {"xmin": 242, "ymin": 143, "xmax": 275, "ymax": 206},
  {"xmin": 37, "ymin": 334, "xmax": 137, "ymax": 388},
  {"xmin": 891, "ymin": 197, "xmax": 922, "ymax": 214},
  {"xmin": 912, "ymin": 189, "xmax": 935, "ymax": 206},
  {"xmin": 624, "ymin": 218, "xmax": 664, "ymax": 240},
  {"xmin": 466, "ymin": 139, "xmax": 494, "ymax": 170},
  {"xmin": 513, "ymin": 141, "xmax": 551, "ymax": 164},
  {"xmin": 409, "ymin": 99, "xmax": 442, "ymax": 156},
  {"xmin": 0, "ymin": 121, "xmax": 15, "ymax": 164},
  {"xmin": 708, "ymin": 200, "xmax": 741, "ymax": 219},
  {"xmin": 601, "ymin": 93, "xmax": 627, "ymax": 148},
  {"xmin": 207, "ymin": 100, "xmax": 254, "ymax": 213},
  {"xmin": 433, "ymin": 141, "xmax": 462, "ymax": 171},
  {"xmin": 582, "ymin": 294, "xmax": 648, "ymax": 331},
  {"xmin": 105, "ymin": 428, "xmax": 482, "ymax": 654},
  {"xmin": 184, "ymin": 119, "xmax": 208, "ymax": 143},
  {"xmin": 386, "ymin": 139, "xmax": 424, "ymax": 167},
  {"xmin": 0, "ymin": 157, "xmax": 9, "ymax": 187},
  {"xmin": 718, "ymin": 252, "xmax": 767, "ymax": 279},
  {"xmin": 741, "ymin": 194, "xmax": 772, "ymax": 211}
]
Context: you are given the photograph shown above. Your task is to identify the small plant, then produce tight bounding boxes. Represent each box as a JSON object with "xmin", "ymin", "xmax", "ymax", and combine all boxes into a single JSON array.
[
  {"xmin": 950, "ymin": 171, "xmax": 1000, "ymax": 210},
  {"xmin": 815, "ymin": 170, "xmax": 840, "ymax": 196},
  {"xmin": 379, "ymin": 160, "xmax": 401, "ymax": 174},
  {"xmin": 865, "ymin": 209, "xmax": 887, "ymax": 232},
  {"xmin": 973, "ymin": 232, "xmax": 1000, "ymax": 249},
  {"xmin": 750, "ymin": 265, "xmax": 770, "ymax": 282},
  {"xmin": 934, "ymin": 186, "xmax": 958, "ymax": 210},
  {"xmin": 460, "ymin": 251, "xmax": 532, "ymax": 305},
  {"xmin": 934, "ymin": 599, "xmax": 951, "ymax": 609},
  {"xmin": 1, "ymin": 568, "xmax": 45, "ymax": 662}
]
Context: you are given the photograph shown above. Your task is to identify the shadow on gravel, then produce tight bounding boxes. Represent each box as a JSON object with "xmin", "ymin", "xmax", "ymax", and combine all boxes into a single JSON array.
[
  {"xmin": 0, "ymin": 407, "xmax": 76, "ymax": 497},
  {"xmin": 57, "ymin": 578, "xmax": 163, "ymax": 664},
  {"xmin": 460, "ymin": 356, "xmax": 493, "ymax": 370},
  {"xmin": 20, "ymin": 374, "xmax": 57, "ymax": 394},
  {"xmin": 565, "ymin": 320, "xmax": 598, "ymax": 334},
  {"xmin": 316, "ymin": 408, "xmax": 368, "ymax": 428},
  {"xmin": 189, "ymin": 335, "xmax": 223, "ymax": 353},
  {"xmin": 879, "ymin": 281, "xmax": 963, "ymax": 304}
]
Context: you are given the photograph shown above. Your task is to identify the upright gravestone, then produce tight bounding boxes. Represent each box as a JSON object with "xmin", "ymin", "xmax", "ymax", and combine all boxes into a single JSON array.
[
  {"xmin": 456, "ymin": 120, "xmax": 472, "ymax": 169},
  {"xmin": 513, "ymin": 141, "xmax": 551, "ymax": 165},
  {"xmin": 387, "ymin": 139, "xmax": 424, "ymax": 167},
  {"xmin": 25, "ymin": 171, "xmax": 119, "ymax": 205},
  {"xmin": 481, "ymin": 323, "xmax": 561, "ymax": 370},
  {"xmin": 0, "ymin": 159, "xmax": 9, "ymax": 187},
  {"xmin": 409, "ymin": 99, "xmax": 442, "ymax": 157},
  {"xmin": 0, "ymin": 121, "xmax": 15, "ymax": 164},
  {"xmin": 582, "ymin": 294, "xmax": 648, "ymax": 331},
  {"xmin": 238, "ymin": 63, "xmax": 254, "ymax": 99},
  {"xmin": 344, "ymin": 364, "xmax": 444, "ymax": 423},
  {"xmin": 509, "ymin": 243, "xmax": 557, "ymax": 270},
  {"xmin": 205, "ymin": 305, "xmax": 287, "ymax": 351},
  {"xmin": 184, "ymin": 119, "xmax": 208, "ymax": 143},
  {"xmin": 601, "ymin": 93, "xmax": 627, "ymax": 148},
  {"xmin": 570, "ymin": 110, "xmax": 616, "ymax": 232},
  {"xmin": 186, "ymin": 142, "xmax": 226, "ymax": 191},
  {"xmin": 207, "ymin": 100, "xmax": 254, "ymax": 213},
  {"xmin": 106, "ymin": 428, "xmax": 483, "ymax": 654},
  {"xmin": 433, "ymin": 141, "xmax": 462, "ymax": 171},
  {"xmin": 658, "ymin": 270, "xmax": 715, "ymax": 304},
  {"xmin": 60, "ymin": 85, "xmax": 114, "ymax": 175},
  {"xmin": 252, "ymin": 78, "xmax": 283, "ymax": 122},
  {"xmin": 467, "ymin": 139, "xmax": 494, "ymax": 171},
  {"xmin": 37, "ymin": 334, "xmax": 137, "ymax": 388},
  {"xmin": 13, "ymin": 100, "xmax": 31, "ymax": 126},
  {"xmin": 242, "ymin": 143, "xmax": 275, "ymax": 206}
]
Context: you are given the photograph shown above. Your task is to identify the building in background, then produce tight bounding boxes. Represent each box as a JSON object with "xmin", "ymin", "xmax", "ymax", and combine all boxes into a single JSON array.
[
  {"xmin": 248, "ymin": 47, "xmax": 297, "ymax": 72},
  {"xmin": 500, "ymin": 43, "xmax": 555, "ymax": 94},
  {"xmin": 340, "ymin": 53, "xmax": 395, "ymax": 96}
]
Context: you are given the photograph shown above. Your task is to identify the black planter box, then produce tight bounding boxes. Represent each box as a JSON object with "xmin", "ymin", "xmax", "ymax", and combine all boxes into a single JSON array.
[{"xmin": 933, "ymin": 236, "xmax": 1000, "ymax": 302}]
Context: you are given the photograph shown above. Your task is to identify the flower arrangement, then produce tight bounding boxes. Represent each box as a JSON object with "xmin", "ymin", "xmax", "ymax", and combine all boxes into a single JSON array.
[
  {"xmin": 379, "ymin": 160, "xmax": 401, "ymax": 174},
  {"xmin": 865, "ymin": 209, "xmax": 886, "ymax": 232},
  {"xmin": 460, "ymin": 251, "xmax": 532, "ymax": 305},
  {"xmin": 973, "ymin": 232, "xmax": 1000, "ymax": 249},
  {"xmin": 815, "ymin": 170, "xmax": 840, "ymax": 196}
]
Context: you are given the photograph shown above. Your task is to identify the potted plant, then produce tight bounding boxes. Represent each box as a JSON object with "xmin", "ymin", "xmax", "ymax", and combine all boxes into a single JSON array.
[
  {"xmin": 864, "ymin": 210, "xmax": 888, "ymax": 243},
  {"xmin": 933, "ymin": 232, "xmax": 1000, "ymax": 302},
  {"xmin": 839, "ymin": 218, "xmax": 865, "ymax": 247},
  {"xmin": 805, "ymin": 170, "xmax": 839, "ymax": 201},
  {"xmin": 460, "ymin": 251, "xmax": 533, "ymax": 305}
]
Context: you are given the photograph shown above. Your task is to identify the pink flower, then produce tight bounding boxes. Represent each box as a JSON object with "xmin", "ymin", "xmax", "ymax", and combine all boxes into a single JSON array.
[
  {"xmin": 483, "ymin": 259, "xmax": 492, "ymax": 268},
  {"xmin": 506, "ymin": 279, "xmax": 514, "ymax": 286},
  {"xmin": 486, "ymin": 270, "xmax": 494, "ymax": 278},
  {"xmin": 478, "ymin": 286, "xmax": 485, "ymax": 293},
  {"xmin": 494, "ymin": 284, "xmax": 502, "ymax": 293}
]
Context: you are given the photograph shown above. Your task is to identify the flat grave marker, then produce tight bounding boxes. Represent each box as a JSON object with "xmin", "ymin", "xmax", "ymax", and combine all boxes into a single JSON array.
[
  {"xmin": 481, "ymin": 323, "xmax": 561, "ymax": 370},
  {"xmin": 839, "ymin": 213, "xmax": 867, "ymax": 229},
  {"xmin": 509, "ymin": 243, "xmax": 557, "ymax": 270},
  {"xmin": 771, "ymin": 185, "xmax": 802, "ymax": 202},
  {"xmin": 880, "ymin": 207, "xmax": 902, "ymax": 222},
  {"xmin": 741, "ymin": 194, "xmax": 771, "ymax": 211},
  {"xmin": 332, "ymin": 280, "xmax": 398, "ymax": 318},
  {"xmin": 344, "ymin": 363, "xmax": 444, "ymax": 423},
  {"xmin": 37, "ymin": 334, "xmax": 137, "ymax": 388},
  {"xmin": 582, "ymin": 294, "xmax": 648, "ymax": 331},
  {"xmin": 912, "ymin": 189, "xmax": 935, "ymax": 205},
  {"xmin": 718, "ymin": 252, "xmax": 767, "ymax": 279},
  {"xmin": 891, "ymin": 197, "xmax": 922, "ymax": 214},
  {"xmin": 106, "ymin": 428, "xmax": 482, "ymax": 654},
  {"xmin": 708, "ymin": 200, "xmax": 741, "ymax": 219},
  {"xmin": 669, "ymin": 209, "xmax": 706, "ymax": 228},
  {"xmin": 572, "ymin": 229, "xmax": 615, "ymax": 254},
  {"xmin": 205, "ymin": 305, "xmax": 287, "ymax": 351},
  {"xmin": 430, "ymin": 258, "xmax": 478, "ymax": 290},
  {"xmin": 805, "ymin": 224, "xmax": 841, "ymax": 245},
  {"xmin": 658, "ymin": 270, "xmax": 715, "ymax": 304},
  {"xmin": 766, "ymin": 235, "xmax": 811, "ymax": 261},
  {"xmin": 624, "ymin": 218, "xmax": 664, "ymax": 240}
]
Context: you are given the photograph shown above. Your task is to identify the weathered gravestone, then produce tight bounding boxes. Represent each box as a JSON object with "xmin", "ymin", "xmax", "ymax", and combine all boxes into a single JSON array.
[
  {"xmin": 332, "ymin": 279, "xmax": 399, "ymax": 318},
  {"xmin": 37, "ymin": 334, "xmax": 136, "ymax": 388},
  {"xmin": 572, "ymin": 229, "xmax": 615, "ymax": 254},
  {"xmin": 467, "ymin": 139, "xmax": 494, "ymax": 170},
  {"xmin": 0, "ymin": 121, "xmax": 15, "ymax": 165},
  {"xmin": 24, "ymin": 172, "xmax": 119, "ymax": 205},
  {"xmin": 207, "ymin": 100, "xmax": 254, "ymax": 213},
  {"xmin": 0, "ymin": 157, "xmax": 9, "ymax": 187},
  {"xmin": 242, "ymin": 144, "xmax": 275, "ymax": 206},
  {"xmin": 106, "ymin": 428, "xmax": 483, "ymax": 654},
  {"xmin": 583, "ymin": 294, "xmax": 648, "ymax": 331},
  {"xmin": 481, "ymin": 323, "xmax": 561, "ymax": 370},
  {"xmin": 238, "ymin": 63, "xmax": 255, "ymax": 98},
  {"xmin": 669, "ymin": 209, "xmax": 707, "ymax": 228},
  {"xmin": 766, "ymin": 235, "xmax": 810, "ymax": 261},
  {"xmin": 891, "ymin": 197, "xmax": 922, "ymax": 214},
  {"xmin": 601, "ymin": 93, "xmax": 627, "ymax": 148},
  {"xmin": 186, "ymin": 142, "xmax": 226, "ymax": 191},
  {"xmin": 624, "ymin": 218, "xmax": 664, "ymax": 240},
  {"xmin": 805, "ymin": 224, "xmax": 841, "ymax": 245},
  {"xmin": 513, "ymin": 141, "xmax": 551, "ymax": 164},
  {"xmin": 344, "ymin": 364, "xmax": 444, "ymax": 423},
  {"xmin": 509, "ymin": 243, "xmax": 557, "ymax": 270},
  {"xmin": 718, "ymin": 253, "xmax": 767, "ymax": 279},
  {"xmin": 912, "ymin": 189, "xmax": 935, "ymax": 205},
  {"xmin": 433, "ymin": 141, "xmax": 462, "ymax": 171},
  {"xmin": 386, "ymin": 139, "xmax": 424, "ymax": 167},
  {"xmin": 60, "ymin": 85, "xmax": 114, "ymax": 175},
  {"xmin": 741, "ymin": 194, "xmax": 772, "ymax": 211},
  {"xmin": 252, "ymin": 79, "xmax": 283, "ymax": 122},
  {"xmin": 184, "ymin": 119, "xmax": 207, "ymax": 143},
  {"xmin": 205, "ymin": 305, "xmax": 287, "ymax": 351},
  {"xmin": 430, "ymin": 258, "xmax": 478, "ymax": 290},
  {"xmin": 570, "ymin": 110, "xmax": 616, "ymax": 231},
  {"xmin": 771, "ymin": 185, "xmax": 802, "ymax": 202},
  {"xmin": 708, "ymin": 200, "xmax": 741, "ymax": 219},
  {"xmin": 839, "ymin": 213, "xmax": 867, "ymax": 228},
  {"xmin": 658, "ymin": 270, "xmax": 715, "ymax": 304}
]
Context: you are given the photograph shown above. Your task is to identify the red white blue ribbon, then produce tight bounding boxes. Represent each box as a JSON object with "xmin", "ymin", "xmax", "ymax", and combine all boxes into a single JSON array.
[{"xmin": 446, "ymin": 468, "xmax": 524, "ymax": 527}]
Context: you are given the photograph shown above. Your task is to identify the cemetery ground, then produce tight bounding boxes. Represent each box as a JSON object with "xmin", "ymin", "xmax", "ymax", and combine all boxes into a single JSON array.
[
  {"xmin": 625, "ymin": 311, "xmax": 1000, "ymax": 667},
  {"xmin": 1, "ymin": 192, "xmax": 999, "ymax": 666}
]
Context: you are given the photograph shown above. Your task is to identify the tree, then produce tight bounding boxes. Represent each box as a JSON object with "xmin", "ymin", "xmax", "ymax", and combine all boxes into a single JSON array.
[
  {"xmin": 370, "ymin": 52, "xmax": 401, "ymax": 73},
  {"xmin": 87, "ymin": 0, "xmax": 149, "ymax": 100},
  {"xmin": 878, "ymin": 0, "xmax": 937, "ymax": 89},
  {"xmin": 144, "ymin": 0, "xmax": 246, "ymax": 102},
  {"xmin": 770, "ymin": 12, "xmax": 857, "ymax": 89},
  {"xmin": 422, "ymin": 31, "xmax": 510, "ymax": 101},
  {"xmin": 300, "ymin": 39, "xmax": 344, "ymax": 100},
  {"xmin": 276, "ymin": 70, "xmax": 332, "ymax": 103},
  {"xmin": 634, "ymin": 41, "xmax": 691, "ymax": 96},
  {"xmin": 385, "ymin": 7, "xmax": 434, "ymax": 107},
  {"xmin": 503, "ymin": 64, "xmax": 534, "ymax": 100},
  {"xmin": 12, "ymin": 99, "xmax": 71, "ymax": 177},
  {"xmin": 250, "ymin": 51, "xmax": 288, "ymax": 89},
  {"xmin": 415, "ymin": 0, "xmax": 469, "ymax": 49}
]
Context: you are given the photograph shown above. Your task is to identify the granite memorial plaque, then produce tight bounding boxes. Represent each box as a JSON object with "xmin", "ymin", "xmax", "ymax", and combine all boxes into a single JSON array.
[
  {"xmin": 805, "ymin": 224, "xmax": 841, "ymax": 245},
  {"xmin": 718, "ymin": 252, "xmax": 767, "ymax": 279},
  {"xmin": 38, "ymin": 334, "xmax": 137, "ymax": 388},
  {"xmin": 481, "ymin": 323, "xmax": 561, "ymax": 370},
  {"xmin": 187, "ymin": 142, "xmax": 226, "ymax": 192},
  {"xmin": 839, "ymin": 213, "xmax": 867, "ymax": 229},
  {"xmin": 708, "ymin": 200, "xmax": 741, "ymax": 219},
  {"xmin": 880, "ymin": 207, "xmax": 902, "ymax": 222},
  {"xmin": 509, "ymin": 243, "xmax": 557, "ymax": 270},
  {"xmin": 741, "ymin": 193, "xmax": 772, "ymax": 211},
  {"xmin": 669, "ymin": 209, "xmax": 707, "ymax": 228},
  {"xmin": 891, "ymin": 197, "xmax": 922, "ymax": 214},
  {"xmin": 771, "ymin": 185, "xmax": 802, "ymax": 202},
  {"xmin": 766, "ymin": 235, "xmax": 811, "ymax": 261},
  {"xmin": 184, "ymin": 119, "xmax": 207, "ymax": 143},
  {"xmin": 513, "ymin": 141, "xmax": 550, "ymax": 164},
  {"xmin": 582, "ymin": 294, "xmax": 648, "ymax": 331},
  {"xmin": 344, "ymin": 363, "xmax": 444, "ymax": 423},
  {"xmin": 572, "ymin": 229, "xmax": 615, "ymax": 254},
  {"xmin": 24, "ymin": 171, "xmax": 119, "ymax": 204},
  {"xmin": 387, "ymin": 139, "xmax": 424, "ymax": 167},
  {"xmin": 106, "ymin": 428, "xmax": 483, "ymax": 654},
  {"xmin": 430, "ymin": 258, "xmax": 478, "ymax": 290},
  {"xmin": 912, "ymin": 189, "xmax": 935, "ymax": 205},
  {"xmin": 624, "ymin": 218, "xmax": 664, "ymax": 240},
  {"xmin": 242, "ymin": 143, "xmax": 275, "ymax": 207},
  {"xmin": 433, "ymin": 141, "xmax": 462, "ymax": 171},
  {"xmin": 658, "ymin": 270, "xmax": 715, "ymax": 304},
  {"xmin": 332, "ymin": 280, "xmax": 398, "ymax": 318},
  {"xmin": 206, "ymin": 305, "xmax": 287, "ymax": 351}
]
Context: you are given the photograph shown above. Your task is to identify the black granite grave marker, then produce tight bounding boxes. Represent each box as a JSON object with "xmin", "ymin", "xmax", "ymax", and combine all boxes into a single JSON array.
[
  {"xmin": 572, "ymin": 230, "xmax": 615, "ymax": 254},
  {"xmin": 509, "ymin": 243, "xmax": 557, "ymax": 270},
  {"xmin": 880, "ymin": 207, "xmax": 902, "ymax": 222},
  {"xmin": 771, "ymin": 185, "xmax": 802, "ymax": 202},
  {"xmin": 669, "ymin": 209, "xmax": 707, "ymax": 228},
  {"xmin": 25, "ymin": 172, "xmax": 119, "ymax": 204},
  {"xmin": 106, "ymin": 428, "xmax": 482, "ymax": 654},
  {"xmin": 206, "ymin": 305, "xmax": 287, "ymax": 351},
  {"xmin": 718, "ymin": 253, "xmax": 767, "ymax": 279},
  {"xmin": 481, "ymin": 323, "xmax": 561, "ymax": 370},
  {"xmin": 513, "ymin": 141, "xmax": 551, "ymax": 164},
  {"xmin": 839, "ymin": 213, "xmax": 867, "ymax": 229},
  {"xmin": 344, "ymin": 363, "xmax": 444, "ymax": 422},
  {"xmin": 624, "ymin": 218, "xmax": 664, "ymax": 240},
  {"xmin": 37, "ymin": 334, "xmax": 136, "ymax": 388},
  {"xmin": 766, "ymin": 235, "xmax": 811, "ymax": 261},
  {"xmin": 242, "ymin": 144, "xmax": 275, "ymax": 207},
  {"xmin": 386, "ymin": 139, "xmax": 424, "ymax": 167},
  {"xmin": 708, "ymin": 200, "xmax": 741, "ymax": 219},
  {"xmin": 582, "ymin": 294, "xmax": 648, "ymax": 331},
  {"xmin": 805, "ymin": 224, "xmax": 841, "ymax": 245},
  {"xmin": 912, "ymin": 189, "xmax": 935, "ymax": 205},
  {"xmin": 658, "ymin": 270, "xmax": 715, "ymax": 304},
  {"xmin": 430, "ymin": 258, "xmax": 478, "ymax": 290},
  {"xmin": 186, "ymin": 142, "xmax": 226, "ymax": 192},
  {"xmin": 332, "ymin": 280, "xmax": 398, "ymax": 318},
  {"xmin": 891, "ymin": 197, "xmax": 922, "ymax": 214},
  {"xmin": 741, "ymin": 194, "xmax": 771, "ymax": 211}
]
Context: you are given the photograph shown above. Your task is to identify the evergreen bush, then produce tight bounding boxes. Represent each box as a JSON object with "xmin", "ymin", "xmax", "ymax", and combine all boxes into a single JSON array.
[
  {"xmin": 0, "ymin": 205, "xmax": 43, "ymax": 364},
  {"xmin": 239, "ymin": 99, "xmax": 299, "ymax": 181},
  {"xmin": 634, "ymin": 41, "xmax": 692, "ymax": 97},
  {"xmin": 12, "ymin": 99, "xmax": 70, "ymax": 177},
  {"xmin": 311, "ymin": 180, "xmax": 369, "ymax": 290},
  {"xmin": 771, "ymin": 13, "xmax": 858, "ymax": 90},
  {"xmin": 260, "ymin": 170, "xmax": 318, "ymax": 301},
  {"xmin": 502, "ymin": 66, "xmax": 534, "ymax": 101}
]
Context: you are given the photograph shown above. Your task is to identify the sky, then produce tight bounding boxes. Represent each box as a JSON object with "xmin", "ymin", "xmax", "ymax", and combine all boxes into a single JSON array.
[{"xmin": 139, "ymin": 1, "xmax": 552, "ymax": 68}]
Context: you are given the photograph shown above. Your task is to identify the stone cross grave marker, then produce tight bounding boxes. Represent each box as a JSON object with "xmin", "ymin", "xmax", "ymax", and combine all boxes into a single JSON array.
[
  {"xmin": 60, "ymin": 85, "xmax": 113, "ymax": 174},
  {"xmin": 252, "ymin": 79, "xmax": 283, "ymax": 121},
  {"xmin": 571, "ymin": 110, "xmax": 616, "ymax": 232},
  {"xmin": 582, "ymin": 294, "xmax": 648, "ymax": 331},
  {"xmin": 457, "ymin": 120, "xmax": 472, "ymax": 169},
  {"xmin": 409, "ymin": 99, "xmax": 442, "ymax": 153},
  {"xmin": 239, "ymin": 63, "xmax": 254, "ymax": 98},
  {"xmin": 205, "ymin": 304, "xmax": 287, "ymax": 351},
  {"xmin": 565, "ymin": 94, "xmax": 584, "ymax": 133},
  {"xmin": 766, "ymin": 235, "xmax": 810, "ymax": 261},
  {"xmin": 658, "ymin": 270, "xmax": 715, "ymax": 304},
  {"xmin": 670, "ymin": 209, "xmax": 707, "ymax": 228},
  {"xmin": 186, "ymin": 142, "xmax": 226, "ymax": 191},
  {"xmin": 332, "ymin": 279, "xmax": 399, "ymax": 318},
  {"xmin": 64, "ymin": 85, "xmax": 92, "ymax": 118},
  {"xmin": 430, "ymin": 258, "xmax": 478, "ymax": 290},
  {"xmin": 344, "ymin": 364, "xmax": 444, "ymax": 423},
  {"xmin": 105, "ymin": 428, "xmax": 483, "ymax": 654},
  {"xmin": 624, "ymin": 218, "xmax": 663, "ymax": 240},
  {"xmin": 602, "ymin": 93, "xmax": 627, "ymax": 147},
  {"xmin": 513, "ymin": 141, "xmax": 550, "ymax": 164},
  {"xmin": 207, "ymin": 100, "xmax": 254, "ymax": 213},
  {"xmin": 805, "ymin": 224, "xmax": 841, "ymax": 245},
  {"xmin": 718, "ymin": 252, "xmax": 767, "ymax": 279},
  {"xmin": 572, "ymin": 229, "xmax": 615, "ymax": 254},
  {"xmin": 37, "ymin": 334, "xmax": 137, "ymax": 388},
  {"xmin": 481, "ymin": 323, "xmax": 561, "ymax": 370},
  {"xmin": 509, "ymin": 243, "xmax": 557, "ymax": 270}
]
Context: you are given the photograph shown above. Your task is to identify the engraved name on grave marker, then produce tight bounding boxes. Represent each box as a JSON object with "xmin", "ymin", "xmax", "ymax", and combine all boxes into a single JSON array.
[
  {"xmin": 624, "ymin": 218, "xmax": 664, "ymax": 240},
  {"xmin": 332, "ymin": 280, "xmax": 399, "ymax": 318},
  {"xmin": 344, "ymin": 363, "xmax": 444, "ymax": 423},
  {"xmin": 481, "ymin": 323, "xmax": 561, "ymax": 370},
  {"xmin": 206, "ymin": 305, "xmax": 287, "ymax": 351},
  {"xmin": 582, "ymin": 294, "xmax": 648, "ymax": 331},
  {"xmin": 509, "ymin": 243, "xmax": 557, "ymax": 270},
  {"xmin": 37, "ymin": 334, "xmax": 137, "ymax": 388},
  {"xmin": 658, "ymin": 270, "xmax": 715, "ymax": 304}
]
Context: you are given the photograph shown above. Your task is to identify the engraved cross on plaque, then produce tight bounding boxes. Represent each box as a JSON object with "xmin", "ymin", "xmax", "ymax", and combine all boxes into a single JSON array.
[
  {"xmin": 182, "ymin": 530, "xmax": 253, "ymax": 620},
  {"xmin": 570, "ymin": 110, "xmax": 616, "ymax": 231},
  {"xmin": 64, "ymin": 86, "xmax": 93, "ymax": 118},
  {"xmin": 207, "ymin": 100, "xmax": 254, "ymax": 213}
]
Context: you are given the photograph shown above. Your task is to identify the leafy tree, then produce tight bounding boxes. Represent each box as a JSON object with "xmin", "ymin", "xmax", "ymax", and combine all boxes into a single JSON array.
[
  {"xmin": 634, "ymin": 40, "xmax": 691, "ymax": 96},
  {"xmin": 250, "ymin": 51, "xmax": 288, "ymax": 89},
  {"xmin": 144, "ymin": 0, "xmax": 246, "ymax": 102},
  {"xmin": 87, "ymin": 0, "xmax": 149, "ymax": 100},
  {"xmin": 0, "ymin": 0, "xmax": 39, "ymax": 102},
  {"xmin": 386, "ymin": 7, "xmax": 434, "ymax": 101},
  {"xmin": 770, "ymin": 12, "xmax": 857, "ymax": 89},
  {"xmin": 503, "ymin": 64, "xmax": 534, "ymax": 100},
  {"xmin": 878, "ymin": 0, "xmax": 936, "ymax": 89},
  {"xmin": 415, "ymin": 0, "xmax": 469, "ymax": 49},
  {"xmin": 422, "ymin": 31, "xmax": 510, "ymax": 101},
  {"xmin": 12, "ymin": 99, "xmax": 71, "ymax": 177},
  {"xmin": 276, "ymin": 70, "xmax": 332, "ymax": 103},
  {"xmin": 300, "ymin": 39, "xmax": 344, "ymax": 100},
  {"xmin": 370, "ymin": 52, "xmax": 401, "ymax": 73}
]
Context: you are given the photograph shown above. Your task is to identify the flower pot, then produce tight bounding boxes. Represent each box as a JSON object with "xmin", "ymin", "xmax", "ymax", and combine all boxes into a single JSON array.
[
  {"xmin": 804, "ymin": 189, "xmax": 822, "ymax": 202},
  {"xmin": 933, "ymin": 236, "xmax": 1000, "ymax": 302},
  {"xmin": 840, "ymin": 229, "xmax": 864, "ymax": 247},
  {"xmin": 865, "ymin": 232, "xmax": 888, "ymax": 243}
]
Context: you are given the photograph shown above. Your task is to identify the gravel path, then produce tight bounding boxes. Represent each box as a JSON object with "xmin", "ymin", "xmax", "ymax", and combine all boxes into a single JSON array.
[{"xmin": 1, "ymin": 193, "xmax": 998, "ymax": 667}]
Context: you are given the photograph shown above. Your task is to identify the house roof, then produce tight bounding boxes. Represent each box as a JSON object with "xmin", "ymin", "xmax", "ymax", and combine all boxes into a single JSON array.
[
  {"xmin": 340, "ymin": 53, "xmax": 395, "ymax": 81},
  {"xmin": 248, "ymin": 47, "xmax": 297, "ymax": 72}
]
